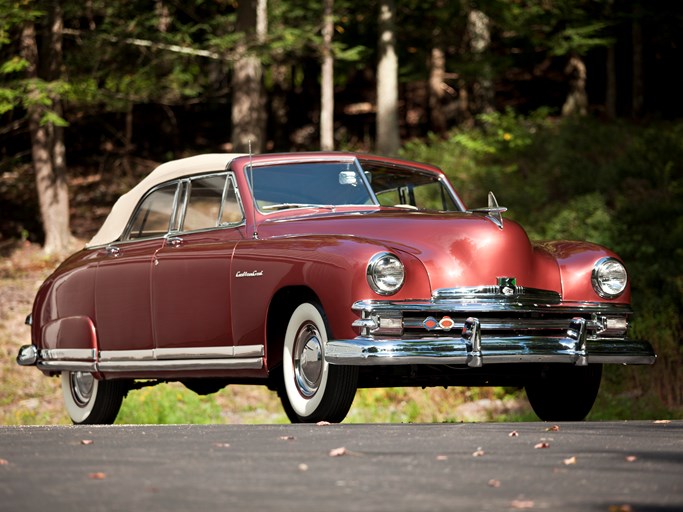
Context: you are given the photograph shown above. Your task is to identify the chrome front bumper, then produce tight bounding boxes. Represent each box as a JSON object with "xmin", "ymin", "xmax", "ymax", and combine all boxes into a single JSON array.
[
  {"xmin": 325, "ymin": 322, "xmax": 657, "ymax": 366},
  {"xmin": 325, "ymin": 295, "xmax": 657, "ymax": 367}
]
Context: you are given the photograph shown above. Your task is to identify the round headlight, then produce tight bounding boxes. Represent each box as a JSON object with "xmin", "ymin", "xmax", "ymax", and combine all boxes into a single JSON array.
[
  {"xmin": 592, "ymin": 257, "xmax": 627, "ymax": 299},
  {"xmin": 367, "ymin": 252, "xmax": 405, "ymax": 295}
]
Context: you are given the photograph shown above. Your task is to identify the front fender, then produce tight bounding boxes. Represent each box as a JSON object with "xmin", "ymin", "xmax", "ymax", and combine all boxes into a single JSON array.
[
  {"xmin": 538, "ymin": 241, "xmax": 631, "ymax": 303},
  {"xmin": 230, "ymin": 236, "xmax": 432, "ymax": 347}
]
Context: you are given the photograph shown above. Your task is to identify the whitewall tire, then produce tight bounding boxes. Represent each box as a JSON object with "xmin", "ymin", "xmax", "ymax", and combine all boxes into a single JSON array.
[
  {"xmin": 280, "ymin": 303, "xmax": 357, "ymax": 423},
  {"xmin": 61, "ymin": 371, "xmax": 126, "ymax": 425}
]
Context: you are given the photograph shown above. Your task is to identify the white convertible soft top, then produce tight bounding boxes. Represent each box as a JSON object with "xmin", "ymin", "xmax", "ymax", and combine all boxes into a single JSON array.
[{"xmin": 87, "ymin": 153, "xmax": 247, "ymax": 248}]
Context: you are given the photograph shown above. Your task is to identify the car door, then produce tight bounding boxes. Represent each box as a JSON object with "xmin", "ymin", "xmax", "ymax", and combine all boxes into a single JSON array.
[
  {"xmin": 151, "ymin": 172, "xmax": 246, "ymax": 358},
  {"xmin": 95, "ymin": 181, "xmax": 179, "ymax": 361}
]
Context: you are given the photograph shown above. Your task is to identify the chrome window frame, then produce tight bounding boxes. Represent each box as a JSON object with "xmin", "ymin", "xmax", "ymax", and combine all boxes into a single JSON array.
[
  {"xmin": 122, "ymin": 180, "xmax": 182, "ymax": 242},
  {"xmin": 172, "ymin": 171, "xmax": 246, "ymax": 235},
  {"xmin": 357, "ymin": 160, "xmax": 465, "ymax": 213}
]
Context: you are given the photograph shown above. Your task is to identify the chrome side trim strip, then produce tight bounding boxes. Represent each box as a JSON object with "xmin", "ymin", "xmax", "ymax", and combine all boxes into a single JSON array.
[
  {"xmin": 234, "ymin": 345, "xmax": 264, "ymax": 357},
  {"xmin": 99, "ymin": 349, "xmax": 154, "ymax": 361},
  {"xmin": 37, "ymin": 361, "xmax": 97, "ymax": 372},
  {"xmin": 98, "ymin": 357, "xmax": 263, "ymax": 372},
  {"xmin": 41, "ymin": 349, "xmax": 97, "ymax": 361},
  {"xmin": 154, "ymin": 347, "xmax": 235, "ymax": 360},
  {"xmin": 98, "ymin": 345, "xmax": 263, "ymax": 361}
]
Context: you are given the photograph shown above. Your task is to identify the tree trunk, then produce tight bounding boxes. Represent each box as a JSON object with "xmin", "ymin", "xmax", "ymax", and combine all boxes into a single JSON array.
[
  {"xmin": 376, "ymin": 0, "xmax": 399, "ymax": 156},
  {"xmin": 562, "ymin": 54, "xmax": 588, "ymax": 117},
  {"xmin": 22, "ymin": 5, "xmax": 74, "ymax": 256},
  {"xmin": 429, "ymin": 45, "xmax": 447, "ymax": 134},
  {"xmin": 467, "ymin": 8, "xmax": 493, "ymax": 116},
  {"xmin": 231, "ymin": 0, "xmax": 267, "ymax": 153},
  {"xmin": 320, "ymin": 0, "xmax": 334, "ymax": 151},
  {"xmin": 270, "ymin": 62, "xmax": 290, "ymax": 151}
]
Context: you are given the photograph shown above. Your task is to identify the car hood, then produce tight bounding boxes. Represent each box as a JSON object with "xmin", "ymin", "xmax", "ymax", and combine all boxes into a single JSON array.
[{"xmin": 261, "ymin": 210, "xmax": 561, "ymax": 292}]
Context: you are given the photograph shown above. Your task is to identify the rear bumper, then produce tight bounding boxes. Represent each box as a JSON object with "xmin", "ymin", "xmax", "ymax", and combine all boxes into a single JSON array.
[
  {"xmin": 16, "ymin": 345, "xmax": 38, "ymax": 366},
  {"xmin": 325, "ymin": 316, "xmax": 657, "ymax": 367}
]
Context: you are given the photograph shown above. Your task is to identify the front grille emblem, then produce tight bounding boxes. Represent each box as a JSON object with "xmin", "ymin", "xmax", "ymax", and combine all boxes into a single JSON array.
[{"xmin": 497, "ymin": 276, "xmax": 517, "ymax": 295}]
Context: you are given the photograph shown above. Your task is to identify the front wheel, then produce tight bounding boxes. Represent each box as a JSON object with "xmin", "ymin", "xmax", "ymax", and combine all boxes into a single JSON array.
[
  {"xmin": 279, "ymin": 302, "xmax": 358, "ymax": 423},
  {"xmin": 61, "ymin": 371, "xmax": 127, "ymax": 424},
  {"xmin": 525, "ymin": 364, "xmax": 602, "ymax": 421}
]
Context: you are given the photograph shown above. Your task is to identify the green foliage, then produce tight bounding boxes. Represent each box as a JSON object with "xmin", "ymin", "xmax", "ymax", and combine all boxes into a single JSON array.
[
  {"xmin": 116, "ymin": 383, "xmax": 225, "ymax": 424},
  {"xmin": 0, "ymin": 55, "xmax": 28, "ymax": 74}
]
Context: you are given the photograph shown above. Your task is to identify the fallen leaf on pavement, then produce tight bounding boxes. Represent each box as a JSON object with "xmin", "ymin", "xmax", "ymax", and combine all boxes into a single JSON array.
[
  {"xmin": 534, "ymin": 442, "xmax": 550, "ymax": 449},
  {"xmin": 298, "ymin": 463, "xmax": 309, "ymax": 471},
  {"xmin": 625, "ymin": 455, "xmax": 637, "ymax": 462},
  {"xmin": 653, "ymin": 420, "xmax": 671, "ymax": 424},
  {"xmin": 488, "ymin": 479, "xmax": 501, "ymax": 488},
  {"xmin": 279, "ymin": 436, "xmax": 296, "ymax": 441},
  {"xmin": 508, "ymin": 430, "xmax": 519, "ymax": 437},
  {"xmin": 0, "ymin": 458, "xmax": 8, "ymax": 465},
  {"xmin": 329, "ymin": 447, "xmax": 348, "ymax": 457},
  {"xmin": 545, "ymin": 425, "xmax": 560, "ymax": 432},
  {"xmin": 81, "ymin": 440, "xmax": 94, "ymax": 445},
  {"xmin": 563, "ymin": 456, "xmax": 577, "ymax": 465},
  {"xmin": 435, "ymin": 455, "xmax": 448, "ymax": 461},
  {"xmin": 88, "ymin": 472, "xmax": 106, "ymax": 480},
  {"xmin": 511, "ymin": 499, "xmax": 535, "ymax": 509},
  {"xmin": 472, "ymin": 447, "xmax": 485, "ymax": 457},
  {"xmin": 213, "ymin": 443, "xmax": 231, "ymax": 448},
  {"xmin": 316, "ymin": 421, "xmax": 331, "ymax": 426}
]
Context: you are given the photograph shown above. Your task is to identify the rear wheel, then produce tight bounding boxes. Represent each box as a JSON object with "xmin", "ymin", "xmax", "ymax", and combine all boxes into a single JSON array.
[
  {"xmin": 61, "ymin": 371, "xmax": 127, "ymax": 425},
  {"xmin": 279, "ymin": 302, "xmax": 357, "ymax": 423},
  {"xmin": 525, "ymin": 364, "xmax": 602, "ymax": 421}
]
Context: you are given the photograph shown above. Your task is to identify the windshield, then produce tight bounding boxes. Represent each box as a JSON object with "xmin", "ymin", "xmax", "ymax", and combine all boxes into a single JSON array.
[
  {"xmin": 248, "ymin": 159, "xmax": 461, "ymax": 213},
  {"xmin": 250, "ymin": 161, "xmax": 375, "ymax": 211},
  {"xmin": 362, "ymin": 162, "xmax": 462, "ymax": 212}
]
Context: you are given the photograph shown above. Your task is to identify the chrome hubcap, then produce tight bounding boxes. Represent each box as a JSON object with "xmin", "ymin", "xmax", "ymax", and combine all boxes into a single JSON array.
[
  {"xmin": 293, "ymin": 323, "xmax": 324, "ymax": 398},
  {"xmin": 70, "ymin": 372, "xmax": 94, "ymax": 407}
]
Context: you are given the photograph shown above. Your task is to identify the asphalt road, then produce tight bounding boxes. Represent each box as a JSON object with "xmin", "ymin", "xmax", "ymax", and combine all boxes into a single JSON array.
[{"xmin": 1, "ymin": 421, "xmax": 682, "ymax": 512}]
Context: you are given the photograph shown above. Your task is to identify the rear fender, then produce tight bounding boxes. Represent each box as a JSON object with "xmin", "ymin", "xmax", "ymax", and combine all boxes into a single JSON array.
[{"xmin": 40, "ymin": 316, "xmax": 98, "ymax": 365}]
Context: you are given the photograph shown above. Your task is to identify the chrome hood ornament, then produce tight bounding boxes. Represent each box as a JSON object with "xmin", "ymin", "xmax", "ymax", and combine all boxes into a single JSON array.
[{"xmin": 470, "ymin": 191, "xmax": 507, "ymax": 229}]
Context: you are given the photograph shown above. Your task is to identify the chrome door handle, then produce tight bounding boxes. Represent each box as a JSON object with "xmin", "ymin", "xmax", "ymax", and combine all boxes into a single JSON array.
[
  {"xmin": 166, "ymin": 236, "xmax": 183, "ymax": 248},
  {"xmin": 105, "ymin": 245, "xmax": 120, "ymax": 257}
]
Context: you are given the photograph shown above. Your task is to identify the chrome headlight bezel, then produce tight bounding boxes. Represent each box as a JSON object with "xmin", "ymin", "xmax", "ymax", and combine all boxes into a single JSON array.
[
  {"xmin": 591, "ymin": 257, "xmax": 628, "ymax": 299},
  {"xmin": 367, "ymin": 252, "xmax": 405, "ymax": 296}
]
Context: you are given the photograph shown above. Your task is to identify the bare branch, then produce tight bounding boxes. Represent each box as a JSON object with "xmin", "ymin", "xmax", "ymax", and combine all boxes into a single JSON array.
[{"xmin": 62, "ymin": 28, "xmax": 228, "ymax": 61}]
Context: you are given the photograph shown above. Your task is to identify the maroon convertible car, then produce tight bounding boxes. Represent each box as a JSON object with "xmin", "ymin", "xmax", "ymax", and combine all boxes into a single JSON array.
[{"xmin": 17, "ymin": 152, "xmax": 656, "ymax": 424}]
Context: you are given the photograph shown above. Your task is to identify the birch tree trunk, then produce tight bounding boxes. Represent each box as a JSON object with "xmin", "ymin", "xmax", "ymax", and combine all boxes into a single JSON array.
[
  {"xmin": 231, "ymin": 0, "xmax": 267, "ymax": 153},
  {"xmin": 21, "ymin": 4, "xmax": 74, "ymax": 255},
  {"xmin": 562, "ymin": 54, "xmax": 588, "ymax": 117},
  {"xmin": 376, "ymin": 0, "xmax": 399, "ymax": 156},
  {"xmin": 320, "ymin": 0, "xmax": 334, "ymax": 151},
  {"xmin": 429, "ymin": 44, "xmax": 447, "ymax": 134},
  {"xmin": 467, "ymin": 8, "xmax": 493, "ymax": 115}
]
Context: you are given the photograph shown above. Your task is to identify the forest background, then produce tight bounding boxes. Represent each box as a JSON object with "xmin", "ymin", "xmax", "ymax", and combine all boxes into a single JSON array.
[{"xmin": 0, "ymin": 0, "xmax": 681, "ymax": 424}]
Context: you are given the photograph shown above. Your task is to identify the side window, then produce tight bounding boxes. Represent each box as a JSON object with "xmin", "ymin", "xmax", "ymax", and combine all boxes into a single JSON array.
[
  {"xmin": 219, "ymin": 175, "xmax": 244, "ymax": 225},
  {"xmin": 127, "ymin": 183, "xmax": 177, "ymax": 240},
  {"xmin": 182, "ymin": 175, "xmax": 226, "ymax": 232}
]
